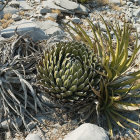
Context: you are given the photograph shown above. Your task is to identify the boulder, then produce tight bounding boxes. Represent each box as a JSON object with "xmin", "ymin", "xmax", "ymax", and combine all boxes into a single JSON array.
[
  {"xmin": 26, "ymin": 134, "xmax": 42, "ymax": 140},
  {"xmin": 42, "ymin": 0, "xmax": 89, "ymax": 15},
  {"xmin": 42, "ymin": 0, "xmax": 73, "ymax": 14},
  {"xmin": 1, "ymin": 19, "xmax": 48, "ymax": 42},
  {"xmin": 36, "ymin": 20, "xmax": 64, "ymax": 37},
  {"xmin": 64, "ymin": 123, "xmax": 109, "ymax": 140},
  {"xmin": 54, "ymin": 0, "xmax": 79, "ymax": 10}
]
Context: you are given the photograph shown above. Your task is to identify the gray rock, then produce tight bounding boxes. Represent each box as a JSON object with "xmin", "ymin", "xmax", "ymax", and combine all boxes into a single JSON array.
[
  {"xmin": 27, "ymin": 121, "xmax": 37, "ymax": 130},
  {"xmin": 0, "ymin": 118, "xmax": 22, "ymax": 129},
  {"xmin": 133, "ymin": 9, "xmax": 140, "ymax": 17},
  {"xmin": 71, "ymin": 17, "xmax": 81, "ymax": 24},
  {"xmin": 136, "ymin": 18, "xmax": 140, "ymax": 23},
  {"xmin": 74, "ymin": 4, "xmax": 89, "ymax": 15},
  {"xmin": 36, "ymin": 20, "xmax": 64, "ymax": 37},
  {"xmin": 42, "ymin": 0, "xmax": 89, "ymax": 15},
  {"xmin": 38, "ymin": 7, "xmax": 51, "ymax": 14},
  {"xmin": 0, "ymin": 6, "xmax": 18, "ymax": 19},
  {"xmin": 131, "ymin": 17, "xmax": 137, "ymax": 23},
  {"xmin": 0, "ymin": 33, "xmax": 4, "ymax": 40},
  {"xmin": 0, "ymin": 99, "xmax": 2, "ymax": 122},
  {"xmin": 19, "ymin": 0, "xmax": 33, "ymax": 10},
  {"xmin": 134, "ymin": 23, "xmax": 140, "ymax": 29},
  {"xmin": 26, "ymin": 134, "xmax": 42, "ymax": 140},
  {"xmin": 134, "ymin": 0, "xmax": 140, "ymax": 5},
  {"xmin": 1, "ymin": 19, "xmax": 47, "ymax": 42},
  {"xmin": 9, "ymin": 1, "xmax": 20, "ymax": 8},
  {"xmin": 99, "ymin": 23, "xmax": 107, "ymax": 32},
  {"xmin": 12, "ymin": 14, "xmax": 21, "ymax": 21},
  {"xmin": 42, "ymin": 0, "xmax": 73, "ymax": 14},
  {"xmin": 125, "ymin": 14, "xmax": 132, "ymax": 22},
  {"xmin": 64, "ymin": 123, "xmax": 109, "ymax": 140},
  {"xmin": 54, "ymin": 0, "xmax": 79, "ymax": 10}
]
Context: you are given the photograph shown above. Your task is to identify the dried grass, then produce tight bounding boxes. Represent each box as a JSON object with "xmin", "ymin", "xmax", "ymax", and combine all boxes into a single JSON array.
[
  {"xmin": 96, "ymin": 0, "xmax": 124, "ymax": 8},
  {"xmin": 1, "ymin": 19, "xmax": 14, "ymax": 29},
  {"xmin": 3, "ymin": 13, "xmax": 12, "ymax": 20},
  {"xmin": 45, "ymin": 17, "xmax": 56, "ymax": 22},
  {"xmin": 96, "ymin": 0, "xmax": 109, "ymax": 5},
  {"xmin": 0, "ymin": 19, "xmax": 6, "ymax": 24},
  {"xmin": 52, "ymin": 9, "xmax": 61, "ymax": 15},
  {"xmin": 19, "ymin": 11, "xmax": 25, "ymax": 16}
]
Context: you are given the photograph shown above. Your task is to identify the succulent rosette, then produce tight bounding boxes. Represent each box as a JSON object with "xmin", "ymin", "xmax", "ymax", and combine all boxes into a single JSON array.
[{"xmin": 37, "ymin": 42, "xmax": 103, "ymax": 103}]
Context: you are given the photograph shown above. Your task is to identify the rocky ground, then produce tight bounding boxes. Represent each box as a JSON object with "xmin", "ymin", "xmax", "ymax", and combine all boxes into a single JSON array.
[{"xmin": 0, "ymin": 0, "xmax": 140, "ymax": 140}]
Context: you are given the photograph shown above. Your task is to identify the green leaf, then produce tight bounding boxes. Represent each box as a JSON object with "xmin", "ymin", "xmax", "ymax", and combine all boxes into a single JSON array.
[
  {"xmin": 107, "ymin": 110, "xmax": 126, "ymax": 129},
  {"xmin": 111, "ymin": 109, "xmax": 140, "ymax": 127},
  {"xmin": 105, "ymin": 112, "xmax": 114, "ymax": 138},
  {"xmin": 114, "ymin": 102, "xmax": 140, "ymax": 111}
]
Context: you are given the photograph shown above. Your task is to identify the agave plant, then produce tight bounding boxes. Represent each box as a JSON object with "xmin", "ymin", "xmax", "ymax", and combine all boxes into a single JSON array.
[
  {"xmin": 0, "ymin": 34, "xmax": 44, "ymax": 132},
  {"xmin": 37, "ymin": 42, "xmax": 105, "ymax": 106},
  {"xmin": 66, "ymin": 18, "xmax": 140, "ymax": 138}
]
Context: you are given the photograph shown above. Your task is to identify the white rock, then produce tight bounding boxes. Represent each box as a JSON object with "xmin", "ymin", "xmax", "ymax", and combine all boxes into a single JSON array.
[
  {"xmin": 64, "ymin": 123, "xmax": 109, "ymax": 140},
  {"xmin": 12, "ymin": 14, "xmax": 21, "ymax": 21},
  {"xmin": 1, "ymin": 19, "xmax": 47, "ymax": 42},
  {"xmin": 127, "ymin": 1, "xmax": 133, "ymax": 6},
  {"xmin": 26, "ymin": 134, "xmax": 42, "ymax": 140},
  {"xmin": 34, "ymin": 0, "xmax": 41, "ymax": 3},
  {"xmin": 54, "ymin": 0, "xmax": 79, "ymax": 10},
  {"xmin": 5, "ymin": 132, "xmax": 11, "ymax": 139},
  {"xmin": 108, "ymin": 0, "xmax": 122, "ymax": 4},
  {"xmin": 30, "ymin": 18, "xmax": 36, "ymax": 21},
  {"xmin": 137, "ymin": 27, "xmax": 140, "ymax": 33},
  {"xmin": 133, "ymin": 23, "xmax": 140, "ymax": 31}
]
